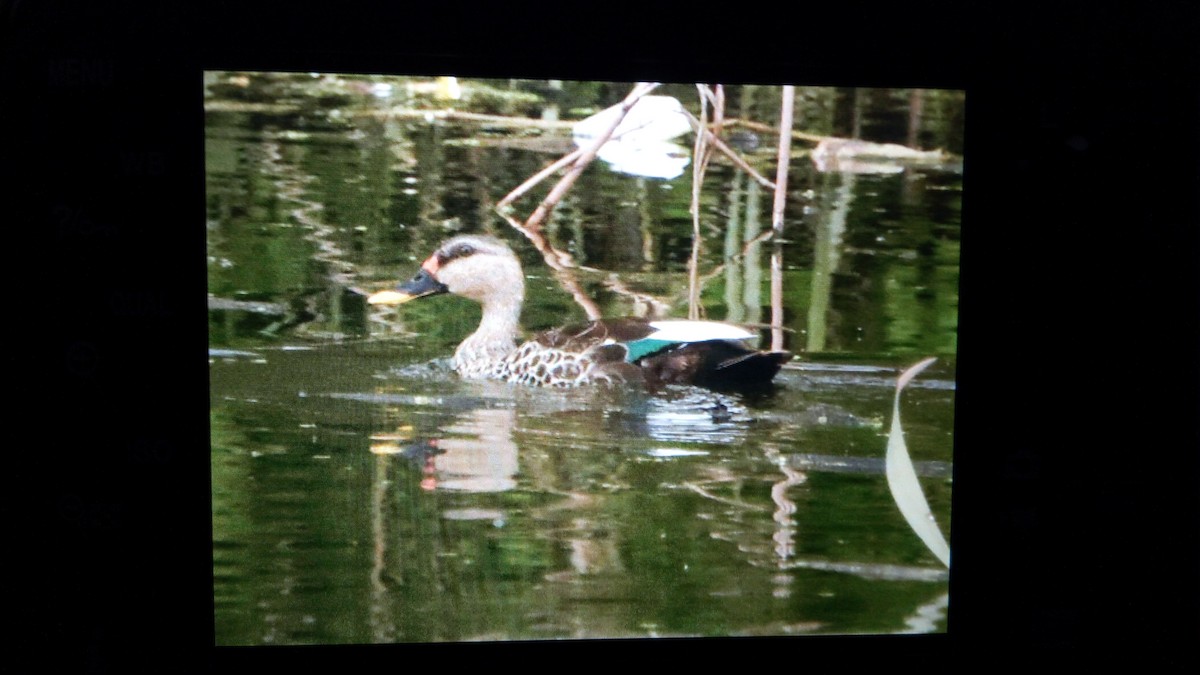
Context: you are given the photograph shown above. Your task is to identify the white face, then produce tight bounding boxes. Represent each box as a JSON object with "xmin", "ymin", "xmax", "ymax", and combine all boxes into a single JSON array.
[{"xmin": 433, "ymin": 238, "xmax": 525, "ymax": 306}]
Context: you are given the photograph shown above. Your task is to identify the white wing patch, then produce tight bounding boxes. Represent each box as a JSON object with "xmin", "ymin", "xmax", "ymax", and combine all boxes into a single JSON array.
[{"xmin": 646, "ymin": 320, "xmax": 756, "ymax": 342}]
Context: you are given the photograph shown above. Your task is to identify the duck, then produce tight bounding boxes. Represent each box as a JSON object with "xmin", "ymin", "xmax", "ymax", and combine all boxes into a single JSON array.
[{"xmin": 367, "ymin": 234, "xmax": 791, "ymax": 389}]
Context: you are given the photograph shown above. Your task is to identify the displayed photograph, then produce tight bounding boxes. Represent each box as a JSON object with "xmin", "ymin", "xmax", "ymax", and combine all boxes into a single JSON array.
[{"xmin": 206, "ymin": 72, "xmax": 962, "ymax": 645}]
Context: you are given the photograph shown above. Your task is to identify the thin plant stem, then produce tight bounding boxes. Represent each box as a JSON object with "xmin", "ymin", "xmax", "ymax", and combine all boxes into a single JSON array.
[
  {"xmin": 770, "ymin": 86, "xmax": 795, "ymax": 352},
  {"xmin": 688, "ymin": 85, "xmax": 714, "ymax": 319}
]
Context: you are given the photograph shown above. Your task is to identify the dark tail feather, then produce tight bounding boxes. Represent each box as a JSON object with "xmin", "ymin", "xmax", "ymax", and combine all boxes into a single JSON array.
[
  {"xmin": 697, "ymin": 348, "xmax": 791, "ymax": 390},
  {"xmin": 716, "ymin": 350, "xmax": 791, "ymax": 376},
  {"xmin": 638, "ymin": 341, "xmax": 792, "ymax": 391}
]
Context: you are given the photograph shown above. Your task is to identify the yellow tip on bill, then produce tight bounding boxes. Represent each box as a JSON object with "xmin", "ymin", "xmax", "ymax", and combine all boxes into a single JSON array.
[{"xmin": 367, "ymin": 290, "xmax": 415, "ymax": 306}]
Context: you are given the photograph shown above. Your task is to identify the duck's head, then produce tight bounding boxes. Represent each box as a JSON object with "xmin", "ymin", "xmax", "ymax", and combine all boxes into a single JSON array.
[{"xmin": 368, "ymin": 235, "xmax": 525, "ymax": 308}]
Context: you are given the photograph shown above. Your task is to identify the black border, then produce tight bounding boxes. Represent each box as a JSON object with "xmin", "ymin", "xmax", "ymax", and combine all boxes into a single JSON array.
[{"xmin": 6, "ymin": 2, "xmax": 1198, "ymax": 671}]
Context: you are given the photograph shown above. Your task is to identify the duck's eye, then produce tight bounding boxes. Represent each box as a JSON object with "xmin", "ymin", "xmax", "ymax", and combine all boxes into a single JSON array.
[{"xmin": 436, "ymin": 242, "xmax": 478, "ymax": 267}]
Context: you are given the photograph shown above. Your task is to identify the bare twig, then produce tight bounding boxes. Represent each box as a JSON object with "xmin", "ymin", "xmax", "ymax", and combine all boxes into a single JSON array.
[
  {"xmin": 493, "ymin": 82, "xmax": 661, "ymax": 319},
  {"xmin": 721, "ymin": 117, "xmax": 826, "ymax": 144},
  {"xmin": 683, "ymin": 112, "xmax": 777, "ymax": 189},
  {"xmin": 496, "ymin": 146, "xmax": 586, "ymax": 210},
  {"xmin": 370, "ymin": 107, "xmax": 577, "ymax": 130},
  {"xmin": 519, "ymin": 82, "xmax": 660, "ymax": 233},
  {"xmin": 694, "ymin": 85, "xmax": 721, "ymax": 169}
]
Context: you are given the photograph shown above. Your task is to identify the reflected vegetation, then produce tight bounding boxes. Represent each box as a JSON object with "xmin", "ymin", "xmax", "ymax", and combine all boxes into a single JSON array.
[{"xmin": 207, "ymin": 72, "xmax": 962, "ymax": 644}]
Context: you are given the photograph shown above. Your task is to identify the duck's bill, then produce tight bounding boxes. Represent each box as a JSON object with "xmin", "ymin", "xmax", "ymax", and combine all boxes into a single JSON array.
[{"xmin": 367, "ymin": 268, "xmax": 448, "ymax": 305}]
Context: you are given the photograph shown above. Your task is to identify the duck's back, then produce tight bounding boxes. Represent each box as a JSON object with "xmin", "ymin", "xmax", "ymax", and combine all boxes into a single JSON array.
[{"xmin": 499, "ymin": 318, "xmax": 790, "ymax": 389}]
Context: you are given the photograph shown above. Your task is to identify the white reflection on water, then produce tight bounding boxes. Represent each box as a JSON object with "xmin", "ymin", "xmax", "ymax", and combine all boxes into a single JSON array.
[
  {"xmin": 645, "ymin": 448, "xmax": 709, "ymax": 458},
  {"xmin": 433, "ymin": 408, "xmax": 518, "ymax": 492}
]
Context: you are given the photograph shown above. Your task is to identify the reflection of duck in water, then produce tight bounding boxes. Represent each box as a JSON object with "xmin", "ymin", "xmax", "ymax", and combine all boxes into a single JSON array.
[
  {"xmin": 371, "ymin": 408, "xmax": 519, "ymax": 493},
  {"xmin": 368, "ymin": 235, "xmax": 791, "ymax": 390}
]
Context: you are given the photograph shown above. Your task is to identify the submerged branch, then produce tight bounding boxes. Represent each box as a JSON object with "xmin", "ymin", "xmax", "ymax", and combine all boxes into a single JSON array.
[
  {"xmin": 721, "ymin": 117, "xmax": 826, "ymax": 144},
  {"xmin": 722, "ymin": 117, "xmax": 951, "ymax": 163},
  {"xmin": 374, "ymin": 107, "xmax": 577, "ymax": 130},
  {"xmin": 498, "ymin": 212, "xmax": 573, "ymax": 268},
  {"xmin": 683, "ymin": 481, "xmax": 768, "ymax": 512},
  {"xmin": 498, "ymin": 211, "xmax": 603, "ymax": 320},
  {"xmin": 688, "ymin": 228, "xmax": 779, "ymax": 292},
  {"xmin": 603, "ymin": 275, "xmax": 672, "ymax": 318},
  {"xmin": 553, "ymin": 271, "xmax": 604, "ymax": 321}
]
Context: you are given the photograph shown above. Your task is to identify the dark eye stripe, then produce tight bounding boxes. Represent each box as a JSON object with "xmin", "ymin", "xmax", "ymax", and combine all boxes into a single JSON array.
[{"xmin": 437, "ymin": 242, "xmax": 476, "ymax": 266}]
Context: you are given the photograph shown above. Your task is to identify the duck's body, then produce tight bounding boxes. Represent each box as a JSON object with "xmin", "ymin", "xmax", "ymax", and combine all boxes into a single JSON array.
[{"xmin": 368, "ymin": 235, "xmax": 791, "ymax": 389}]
